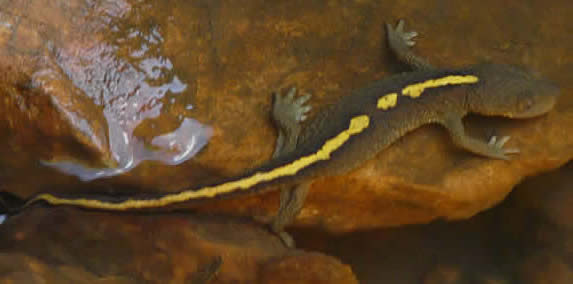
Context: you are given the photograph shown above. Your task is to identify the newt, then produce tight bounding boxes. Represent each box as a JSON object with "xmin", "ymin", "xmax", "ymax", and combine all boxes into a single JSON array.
[{"xmin": 14, "ymin": 20, "xmax": 560, "ymax": 247}]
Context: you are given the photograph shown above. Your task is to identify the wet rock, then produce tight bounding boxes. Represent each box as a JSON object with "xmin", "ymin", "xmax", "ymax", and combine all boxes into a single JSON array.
[
  {"xmin": 0, "ymin": 0, "xmax": 212, "ymax": 197},
  {"xmin": 0, "ymin": 0, "xmax": 571, "ymax": 283},
  {"xmin": 0, "ymin": 207, "xmax": 356, "ymax": 283},
  {"xmin": 0, "ymin": 1, "xmax": 571, "ymax": 283}
]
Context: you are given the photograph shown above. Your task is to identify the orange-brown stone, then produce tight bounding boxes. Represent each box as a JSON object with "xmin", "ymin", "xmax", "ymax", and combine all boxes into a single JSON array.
[
  {"xmin": 0, "ymin": 207, "xmax": 356, "ymax": 283},
  {"xmin": 0, "ymin": 0, "xmax": 571, "ymax": 282},
  {"xmin": 0, "ymin": 0, "xmax": 571, "ymax": 232}
]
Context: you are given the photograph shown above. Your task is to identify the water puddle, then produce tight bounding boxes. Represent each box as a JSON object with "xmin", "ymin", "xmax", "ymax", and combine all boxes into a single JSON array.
[{"xmin": 36, "ymin": 3, "xmax": 212, "ymax": 181}]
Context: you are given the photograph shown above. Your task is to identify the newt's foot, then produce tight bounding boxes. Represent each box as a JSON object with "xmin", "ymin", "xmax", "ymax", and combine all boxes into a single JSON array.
[
  {"xmin": 487, "ymin": 135, "xmax": 520, "ymax": 160},
  {"xmin": 268, "ymin": 225, "xmax": 295, "ymax": 248},
  {"xmin": 272, "ymin": 87, "xmax": 312, "ymax": 129},
  {"xmin": 271, "ymin": 87, "xmax": 311, "ymax": 158},
  {"xmin": 386, "ymin": 19, "xmax": 419, "ymax": 52},
  {"xmin": 278, "ymin": 231, "xmax": 296, "ymax": 248}
]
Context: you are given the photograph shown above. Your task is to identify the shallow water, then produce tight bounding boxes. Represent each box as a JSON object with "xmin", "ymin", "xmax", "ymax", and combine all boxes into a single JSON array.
[{"xmin": 35, "ymin": 1, "xmax": 212, "ymax": 181}]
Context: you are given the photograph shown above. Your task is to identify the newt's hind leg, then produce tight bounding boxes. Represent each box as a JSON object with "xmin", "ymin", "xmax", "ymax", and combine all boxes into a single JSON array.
[
  {"xmin": 269, "ymin": 87, "xmax": 312, "ymax": 247},
  {"xmin": 270, "ymin": 182, "xmax": 310, "ymax": 248},
  {"xmin": 386, "ymin": 19, "xmax": 434, "ymax": 70}
]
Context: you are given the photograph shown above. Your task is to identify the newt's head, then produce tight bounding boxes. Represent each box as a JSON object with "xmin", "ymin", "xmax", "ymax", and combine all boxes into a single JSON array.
[{"xmin": 468, "ymin": 64, "xmax": 560, "ymax": 118}]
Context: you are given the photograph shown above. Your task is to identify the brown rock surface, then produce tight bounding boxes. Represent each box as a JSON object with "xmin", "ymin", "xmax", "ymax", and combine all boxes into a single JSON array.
[
  {"xmin": 0, "ymin": 207, "xmax": 357, "ymax": 283},
  {"xmin": 182, "ymin": 0, "xmax": 573, "ymax": 232},
  {"xmin": 0, "ymin": 0, "xmax": 214, "ymax": 193},
  {"xmin": 293, "ymin": 162, "xmax": 573, "ymax": 283},
  {"xmin": 1, "ymin": 0, "xmax": 570, "ymax": 232},
  {"xmin": 0, "ymin": 0, "xmax": 571, "ymax": 282},
  {"xmin": 503, "ymin": 164, "xmax": 573, "ymax": 284}
]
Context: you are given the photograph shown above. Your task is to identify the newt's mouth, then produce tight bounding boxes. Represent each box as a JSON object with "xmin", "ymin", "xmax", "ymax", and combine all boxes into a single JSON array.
[
  {"xmin": 508, "ymin": 95, "xmax": 558, "ymax": 118},
  {"xmin": 508, "ymin": 81, "xmax": 560, "ymax": 118}
]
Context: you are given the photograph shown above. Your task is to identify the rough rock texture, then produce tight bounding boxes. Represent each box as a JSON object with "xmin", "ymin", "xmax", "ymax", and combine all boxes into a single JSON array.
[
  {"xmin": 505, "ymin": 163, "xmax": 573, "ymax": 284},
  {"xmin": 293, "ymin": 162, "xmax": 573, "ymax": 283},
  {"xmin": 184, "ymin": 0, "xmax": 573, "ymax": 232},
  {"xmin": 0, "ymin": 0, "xmax": 571, "ymax": 283},
  {"xmin": 1, "ymin": 0, "xmax": 570, "ymax": 232},
  {"xmin": 0, "ymin": 0, "xmax": 214, "ymax": 191},
  {"xmin": 0, "ymin": 207, "xmax": 357, "ymax": 283}
]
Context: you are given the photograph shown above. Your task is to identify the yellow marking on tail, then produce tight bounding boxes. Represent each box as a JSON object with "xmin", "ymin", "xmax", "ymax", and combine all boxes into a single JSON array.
[
  {"xmin": 377, "ymin": 93, "xmax": 398, "ymax": 110},
  {"xmin": 401, "ymin": 75, "xmax": 478, "ymax": 98},
  {"xmin": 33, "ymin": 115, "xmax": 371, "ymax": 210}
]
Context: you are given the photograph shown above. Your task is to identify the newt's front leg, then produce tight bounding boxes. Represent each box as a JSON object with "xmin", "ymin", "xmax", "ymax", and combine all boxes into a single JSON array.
[
  {"xmin": 439, "ymin": 113, "xmax": 520, "ymax": 160},
  {"xmin": 269, "ymin": 87, "xmax": 312, "ymax": 247},
  {"xmin": 271, "ymin": 87, "xmax": 312, "ymax": 159},
  {"xmin": 386, "ymin": 19, "xmax": 434, "ymax": 70}
]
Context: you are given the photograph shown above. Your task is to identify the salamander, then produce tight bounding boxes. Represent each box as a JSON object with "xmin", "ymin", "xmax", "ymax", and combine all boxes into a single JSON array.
[{"xmin": 16, "ymin": 20, "xmax": 560, "ymax": 247}]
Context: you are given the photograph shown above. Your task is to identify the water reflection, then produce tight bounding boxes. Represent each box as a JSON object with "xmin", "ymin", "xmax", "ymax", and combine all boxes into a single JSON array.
[
  {"xmin": 39, "ymin": 16, "xmax": 212, "ymax": 181},
  {"xmin": 44, "ymin": 118, "xmax": 211, "ymax": 181}
]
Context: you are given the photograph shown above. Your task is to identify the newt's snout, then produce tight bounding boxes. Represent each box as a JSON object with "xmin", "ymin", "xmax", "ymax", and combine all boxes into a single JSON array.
[{"xmin": 509, "ymin": 81, "xmax": 560, "ymax": 118}]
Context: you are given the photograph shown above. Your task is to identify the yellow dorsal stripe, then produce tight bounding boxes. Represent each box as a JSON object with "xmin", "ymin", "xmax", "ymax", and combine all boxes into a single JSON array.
[
  {"xmin": 34, "ymin": 115, "xmax": 371, "ymax": 210},
  {"xmin": 401, "ymin": 75, "xmax": 478, "ymax": 98},
  {"xmin": 377, "ymin": 93, "xmax": 398, "ymax": 110}
]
